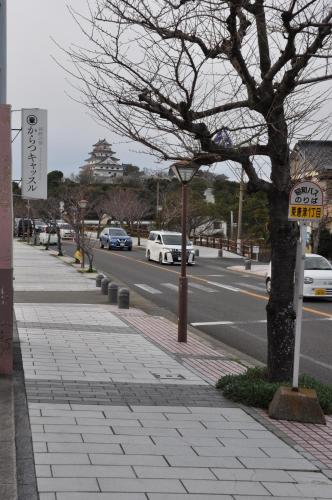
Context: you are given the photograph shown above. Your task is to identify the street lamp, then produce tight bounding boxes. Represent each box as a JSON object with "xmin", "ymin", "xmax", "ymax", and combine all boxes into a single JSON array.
[
  {"xmin": 78, "ymin": 199, "xmax": 88, "ymax": 269},
  {"xmin": 171, "ymin": 160, "xmax": 200, "ymax": 342}
]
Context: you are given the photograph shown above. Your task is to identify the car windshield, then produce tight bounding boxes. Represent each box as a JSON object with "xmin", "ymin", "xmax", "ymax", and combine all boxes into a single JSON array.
[
  {"xmin": 109, "ymin": 229, "xmax": 127, "ymax": 236},
  {"xmin": 60, "ymin": 224, "xmax": 71, "ymax": 230},
  {"xmin": 162, "ymin": 235, "xmax": 190, "ymax": 245},
  {"xmin": 304, "ymin": 256, "xmax": 332, "ymax": 271}
]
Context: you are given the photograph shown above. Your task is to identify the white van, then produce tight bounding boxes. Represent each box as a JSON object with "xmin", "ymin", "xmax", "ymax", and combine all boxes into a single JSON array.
[
  {"xmin": 146, "ymin": 230, "xmax": 195, "ymax": 265},
  {"xmin": 58, "ymin": 223, "xmax": 74, "ymax": 240}
]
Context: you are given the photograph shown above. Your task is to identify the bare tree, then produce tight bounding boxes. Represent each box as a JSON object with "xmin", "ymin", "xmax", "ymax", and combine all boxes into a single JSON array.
[
  {"xmin": 65, "ymin": 1, "xmax": 332, "ymax": 381},
  {"xmin": 32, "ymin": 198, "xmax": 62, "ymax": 253},
  {"xmin": 107, "ymin": 189, "xmax": 136, "ymax": 225},
  {"xmin": 126, "ymin": 191, "xmax": 150, "ymax": 245},
  {"xmin": 80, "ymin": 233, "xmax": 98, "ymax": 272},
  {"xmin": 91, "ymin": 194, "xmax": 111, "ymax": 237},
  {"xmin": 61, "ymin": 185, "xmax": 90, "ymax": 261}
]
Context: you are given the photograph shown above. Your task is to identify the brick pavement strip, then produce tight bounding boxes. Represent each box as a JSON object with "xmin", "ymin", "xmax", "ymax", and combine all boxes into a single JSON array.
[{"xmin": 13, "ymin": 242, "xmax": 332, "ymax": 499}]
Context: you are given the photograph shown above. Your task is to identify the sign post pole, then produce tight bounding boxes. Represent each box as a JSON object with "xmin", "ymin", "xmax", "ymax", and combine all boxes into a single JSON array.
[
  {"xmin": 268, "ymin": 179, "xmax": 326, "ymax": 423},
  {"xmin": 292, "ymin": 222, "xmax": 306, "ymax": 390}
]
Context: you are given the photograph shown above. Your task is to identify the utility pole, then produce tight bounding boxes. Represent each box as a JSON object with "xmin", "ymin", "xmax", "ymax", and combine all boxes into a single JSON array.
[
  {"xmin": 156, "ymin": 177, "xmax": 160, "ymax": 229},
  {"xmin": 0, "ymin": 0, "xmax": 14, "ymax": 374},
  {"xmin": 237, "ymin": 167, "xmax": 244, "ymax": 253}
]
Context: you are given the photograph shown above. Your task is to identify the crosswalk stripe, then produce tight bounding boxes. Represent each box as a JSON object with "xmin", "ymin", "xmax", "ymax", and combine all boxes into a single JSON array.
[
  {"xmin": 206, "ymin": 281, "xmax": 240, "ymax": 292},
  {"xmin": 134, "ymin": 284, "xmax": 162, "ymax": 294},
  {"xmin": 189, "ymin": 282, "xmax": 217, "ymax": 293},
  {"xmin": 235, "ymin": 282, "xmax": 266, "ymax": 292},
  {"xmin": 161, "ymin": 283, "xmax": 193, "ymax": 294}
]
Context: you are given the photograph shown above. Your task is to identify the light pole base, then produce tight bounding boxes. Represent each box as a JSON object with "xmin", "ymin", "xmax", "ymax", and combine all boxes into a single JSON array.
[{"xmin": 177, "ymin": 276, "xmax": 188, "ymax": 343}]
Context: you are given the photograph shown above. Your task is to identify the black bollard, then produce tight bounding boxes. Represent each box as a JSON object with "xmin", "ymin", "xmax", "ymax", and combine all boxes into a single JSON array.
[
  {"xmin": 244, "ymin": 259, "xmax": 251, "ymax": 270},
  {"xmin": 118, "ymin": 288, "xmax": 130, "ymax": 309},
  {"xmin": 108, "ymin": 283, "xmax": 119, "ymax": 304},
  {"xmin": 96, "ymin": 274, "xmax": 104, "ymax": 287},
  {"xmin": 101, "ymin": 277, "xmax": 110, "ymax": 295}
]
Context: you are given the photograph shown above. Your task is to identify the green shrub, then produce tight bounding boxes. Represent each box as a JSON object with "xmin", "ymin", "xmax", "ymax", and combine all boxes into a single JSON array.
[{"xmin": 216, "ymin": 367, "xmax": 332, "ymax": 414}]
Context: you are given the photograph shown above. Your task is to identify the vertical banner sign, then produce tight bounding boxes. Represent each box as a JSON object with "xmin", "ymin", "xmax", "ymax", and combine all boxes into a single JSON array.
[{"xmin": 21, "ymin": 108, "xmax": 47, "ymax": 199}]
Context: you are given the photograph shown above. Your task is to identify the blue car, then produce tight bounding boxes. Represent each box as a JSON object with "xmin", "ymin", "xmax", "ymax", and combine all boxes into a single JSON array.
[{"xmin": 99, "ymin": 227, "xmax": 132, "ymax": 251}]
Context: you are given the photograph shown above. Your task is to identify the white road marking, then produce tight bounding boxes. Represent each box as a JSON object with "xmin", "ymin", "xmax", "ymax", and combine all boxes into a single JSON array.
[
  {"xmin": 200, "ymin": 274, "xmax": 225, "ymax": 277},
  {"xmin": 191, "ymin": 319, "xmax": 267, "ymax": 326},
  {"xmin": 161, "ymin": 283, "xmax": 193, "ymax": 294},
  {"xmin": 235, "ymin": 282, "xmax": 266, "ymax": 292},
  {"xmin": 189, "ymin": 282, "xmax": 217, "ymax": 293},
  {"xmin": 191, "ymin": 321, "xmax": 235, "ymax": 326},
  {"xmin": 134, "ymin": 284, "xmax": 162, "ymax": 294},
  {"xmin": 206, "ymin": 281, "xmax": 240, "ymax": 292}
]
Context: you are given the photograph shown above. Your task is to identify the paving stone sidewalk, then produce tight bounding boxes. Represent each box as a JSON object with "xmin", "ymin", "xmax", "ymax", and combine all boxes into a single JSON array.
[{"xmin": 12, "ymin": 242, "xmax": 332, "ymax": 499}]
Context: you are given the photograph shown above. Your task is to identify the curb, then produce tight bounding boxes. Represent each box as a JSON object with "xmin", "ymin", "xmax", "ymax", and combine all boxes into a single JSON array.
[{"xmin": 0, "ymin": 376, "xmax": 17, "ymax": 500}]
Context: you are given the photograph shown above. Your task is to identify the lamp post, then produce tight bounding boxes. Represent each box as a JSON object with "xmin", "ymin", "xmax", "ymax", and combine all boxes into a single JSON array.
[
  {"xmin": 171, "ymin": 161, "xmax": 199, "ymax": 342},
  {"xmin": 79, "ymin": 199, "xmax": 88, "ymax": 269}
]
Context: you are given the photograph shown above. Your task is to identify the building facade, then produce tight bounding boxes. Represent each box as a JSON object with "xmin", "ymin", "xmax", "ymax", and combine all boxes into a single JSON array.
[
  {"xmin": 79, "ymin": 139, "xmax": 124, "ymax": 183},
  {"xmin": 291, "ymin": 140, "xmax": 332, "ymax": 232}
]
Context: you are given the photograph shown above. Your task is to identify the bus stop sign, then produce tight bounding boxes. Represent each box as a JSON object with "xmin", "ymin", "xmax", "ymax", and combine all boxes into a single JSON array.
[{"xmin": 288, "ymin": 180, "xmax": 323, "ymax": 221}]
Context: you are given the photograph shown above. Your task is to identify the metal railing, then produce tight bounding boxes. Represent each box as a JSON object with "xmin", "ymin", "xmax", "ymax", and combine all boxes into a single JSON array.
[{"xmin": 192, "ymin": 235, "xmax": 271, "ymax": 262}]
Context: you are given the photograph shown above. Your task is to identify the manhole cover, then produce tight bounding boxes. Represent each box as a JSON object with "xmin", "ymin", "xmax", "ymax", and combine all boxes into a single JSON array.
[{"xmin": 151, "ymin": 372, "xmax": 185, "ymax": 380}]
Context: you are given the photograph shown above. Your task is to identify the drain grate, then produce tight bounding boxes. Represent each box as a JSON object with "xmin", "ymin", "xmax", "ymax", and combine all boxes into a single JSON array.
[{"xmin": 151, "ymin": 372, "xmax": 185, "ymax": 380}]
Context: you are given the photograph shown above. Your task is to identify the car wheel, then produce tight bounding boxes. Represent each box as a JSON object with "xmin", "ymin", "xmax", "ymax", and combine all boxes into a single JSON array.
[
  {"xmin": 266, "ymin": 278, "xmax": 271, "ymax": 295},
  {"xmin": 146, "ymin": 250, "xmax": 151, "ymax": 261},
  {"xmin": 108, "ymin": 242, "xmax": 112, "ymax": 250},
  {"xmin": 159, "ymin": 253, "xmax": 163, "ymax": 265},
  {"xmin": 100, "ymin": 240, "xmax": 104, "ymax": 249},
  {"xmin": 128, "ymin": 246, "xmax": 132, "ymax": 251}
]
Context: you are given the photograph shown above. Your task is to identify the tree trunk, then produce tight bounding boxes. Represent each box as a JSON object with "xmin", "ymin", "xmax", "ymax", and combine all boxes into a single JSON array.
[
  {"xmin": 56, "ymin": 227, "xmax": 63, "ymax": 256},
  {"xmin": 266, "ymin": 189, "xmax": 297, "ymax": 382},
  {"xmin": 137, "ymin": 222, "xmax": 141, "ymax": 246},
  {"xmin": 311, "ymin": 222, "xmax": 321, "ymax": 254},
  {"xmin": 45, "ymin": 231, "xmax": 51, "ymax": 251}
]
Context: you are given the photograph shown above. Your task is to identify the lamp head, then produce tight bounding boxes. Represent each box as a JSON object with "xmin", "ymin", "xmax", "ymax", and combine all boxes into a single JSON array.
[
  {"xmin": 78, "ymin": 199, "xmax": 88, "ymax": 209},
  {"xmin": 170, "ymin": 160, "xmax": 199, "ymax": 184}
]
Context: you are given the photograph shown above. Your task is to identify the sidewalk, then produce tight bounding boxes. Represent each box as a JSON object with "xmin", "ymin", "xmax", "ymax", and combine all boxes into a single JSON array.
[{"xmin": 11, "ymin": 241, "xmax": 332, "ymax": 499}]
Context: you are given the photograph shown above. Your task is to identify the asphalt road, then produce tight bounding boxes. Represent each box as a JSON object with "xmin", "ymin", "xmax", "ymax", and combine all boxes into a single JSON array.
[{"xmin": 63, "ymin": 242, "xmax": 332, "ymax": 384}]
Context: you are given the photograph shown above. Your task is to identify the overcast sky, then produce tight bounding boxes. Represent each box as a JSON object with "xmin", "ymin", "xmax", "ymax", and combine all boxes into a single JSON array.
[
  {"xmin": 8, "ymin": 0, "xmax": 167, "ymax": 181},
  {"xmin": 7, "ymin": 1, "xmax": 330, "ymax": 184}
]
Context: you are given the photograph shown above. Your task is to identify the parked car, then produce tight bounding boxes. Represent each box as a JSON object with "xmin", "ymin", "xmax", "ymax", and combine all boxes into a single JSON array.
[
  {"xmin": 16, "ymin": 218, "xmax": 33, "ymax": 237},
  {"xmin": 58, "ymin": 223, "xmax": 74, "ymax": 240},
  {"xmin": 99, "ymin": 227, "xmax": 132, "ymax": 250},
  {"xmin": 146, "ymin": 230, "xmax": 195, "ymax": 265},
  {"xmin": 39, "ymin": 231, "xmax": 58, "ymax": 245},
  {"xmin": 265, "ymin": 253, "xmax": 332, "ymax": 298}
]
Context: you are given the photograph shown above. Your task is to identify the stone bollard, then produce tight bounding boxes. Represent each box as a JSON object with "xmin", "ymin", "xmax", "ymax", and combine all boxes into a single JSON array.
[
  {"xmin": 244, "ymin": 258, "xmax": 251, "ymax": 270},
  {"xmin": 218, "ymin": 249, "xmax": 223, "ymax": 258},
  {"xmin": 108, "ymin": 283, "xmax": 119, "ymax": 304},
  {"xmin": 194, "ymin": 249, "xmax": 199, "ymax": 257},
  {"xmin": 101, "ymin": 277, "xmax": 110, "ymax": 295},
  {"xmin": 118, "ymin": 288, "xmax": 130, "ymax": 309},
  {"xmin": 96, "ymin": 274, "xmax": 104, "ymax": 287}
]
